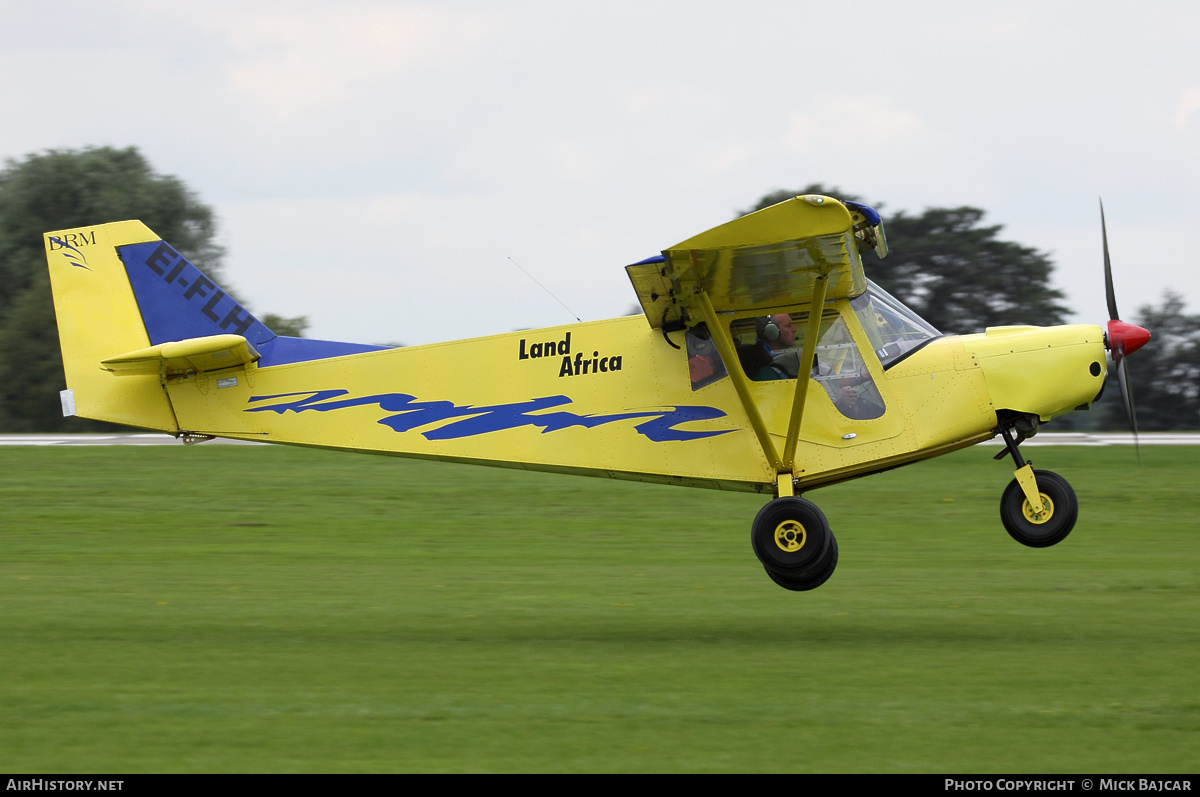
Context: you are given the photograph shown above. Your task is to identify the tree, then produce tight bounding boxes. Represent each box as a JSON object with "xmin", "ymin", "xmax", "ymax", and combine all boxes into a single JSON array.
[
  {"xmin": 260, "ymin": 314, "xmax": 310, "ymax": 338},
  {"xmin": 0, "ymin": 148, "xmax": 226, "ymax": 431},
  {"xmin": 741, "ymin": 185, "xmax": 1070, "ymax": 334},
  {"xmin": 1095, "ymin": 291, "xmax": 1200, "ymax": 431}
]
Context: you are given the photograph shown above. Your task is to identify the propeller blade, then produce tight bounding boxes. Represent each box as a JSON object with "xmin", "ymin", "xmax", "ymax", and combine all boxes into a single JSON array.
[
  {"xmin": 1100, "ymin": 200, "xmax": 1146, "ymax": 463},
  {"xmin": 1115, "ymin": 353, "xmax": 1141, "ymax": 464},
  {"xmin": 1101, "ymin": 199, "xmax": 1119, "ymax": 322}
]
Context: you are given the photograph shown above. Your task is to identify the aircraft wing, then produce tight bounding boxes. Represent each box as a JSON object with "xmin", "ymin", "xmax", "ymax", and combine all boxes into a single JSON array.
[{"xmin": 627, "ymin": 195, "xmax": 882, "ymax": 329}]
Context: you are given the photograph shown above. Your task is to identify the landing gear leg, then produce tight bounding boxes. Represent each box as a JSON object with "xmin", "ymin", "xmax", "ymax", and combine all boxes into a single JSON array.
[{"xmin": 751, "ymin": 497, "xmax": 839, "ymax": 591}]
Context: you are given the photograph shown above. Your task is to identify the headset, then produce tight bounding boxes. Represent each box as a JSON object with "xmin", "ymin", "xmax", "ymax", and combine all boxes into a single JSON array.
[{"xmin": 756, "ymin": 316, "xmax": 780, "ymax": 342}]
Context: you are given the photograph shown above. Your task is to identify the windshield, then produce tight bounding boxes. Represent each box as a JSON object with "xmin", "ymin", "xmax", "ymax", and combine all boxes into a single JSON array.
[{"xmin": 851, "ymin": 281, "xmax": 941, "ymax": 368}]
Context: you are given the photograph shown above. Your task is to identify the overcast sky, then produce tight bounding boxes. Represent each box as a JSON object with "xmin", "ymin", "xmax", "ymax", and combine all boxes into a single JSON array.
[{"xmin": 3, "ymin": 0, "xmax": 1197, "ymax": 345}]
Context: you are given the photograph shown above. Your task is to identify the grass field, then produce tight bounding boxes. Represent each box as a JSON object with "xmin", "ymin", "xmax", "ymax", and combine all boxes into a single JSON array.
[{"xmin": 1, "ymin": 443, "xmax": 1197, "ymax": 773}]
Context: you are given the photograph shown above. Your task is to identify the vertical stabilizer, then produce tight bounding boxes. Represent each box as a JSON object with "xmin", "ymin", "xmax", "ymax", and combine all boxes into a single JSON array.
[{"xmin": 45, "ymin": 221, "xmax": 184, "ymax": 430}]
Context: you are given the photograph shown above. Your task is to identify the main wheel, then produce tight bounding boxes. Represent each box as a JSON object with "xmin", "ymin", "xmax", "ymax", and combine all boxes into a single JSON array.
[
  {"xmin": 1000, "ymin": 469, "xmax": 1078, "ymax": 548},
  {"xmin": 764, "ymin": 534, "xmax": 839, "ymax": 591},
  {"xmin": 751, "ymin": 497, "xmax": 833, "ymax": 580}
]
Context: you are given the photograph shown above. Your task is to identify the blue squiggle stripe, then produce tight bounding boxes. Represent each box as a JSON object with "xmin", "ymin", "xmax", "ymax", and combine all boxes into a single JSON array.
[{"xmin": 245, "ymin": 390, "xmax": 734, "ymax": 443}]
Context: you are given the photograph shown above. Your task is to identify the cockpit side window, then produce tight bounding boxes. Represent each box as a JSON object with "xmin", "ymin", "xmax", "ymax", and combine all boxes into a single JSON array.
[
  {"xmin": 730, "ymin": 312, "xmax": 832, "ymax": 382},
  {"xmin": 729, "ymin": 311, "xmax": 886, "ymax": 420},
  {"xmin": 685, "ymin": 323, "xmax": 728, "ymax": 390}
]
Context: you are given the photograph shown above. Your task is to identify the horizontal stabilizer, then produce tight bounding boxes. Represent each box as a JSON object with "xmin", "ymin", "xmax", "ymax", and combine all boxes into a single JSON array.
[{"xmin": 101, "ymin": 334, "xmax": 259, "ymax": 377}]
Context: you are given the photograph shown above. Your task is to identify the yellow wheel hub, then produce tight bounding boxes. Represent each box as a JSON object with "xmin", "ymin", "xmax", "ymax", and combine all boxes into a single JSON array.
[
  {"xmin": 1022, "ymin": 494, "xmax": 1055, "ymax": 524},
  {"xmin": 774, "ymin": 520, "xmax": 807, "ymax": 552}
]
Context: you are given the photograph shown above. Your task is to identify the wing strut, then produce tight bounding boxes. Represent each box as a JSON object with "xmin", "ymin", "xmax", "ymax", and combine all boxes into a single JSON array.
[
  {"xmin": 782, "ymin": 273, "xmax": 830, "ymax": 471},
  {"xmin": 694, "ymin": 289, "xmax": 782, "ymax": 472},
  {"xmin": 694, "ymin": 269, "xmax": 833, "ymax": 493}
]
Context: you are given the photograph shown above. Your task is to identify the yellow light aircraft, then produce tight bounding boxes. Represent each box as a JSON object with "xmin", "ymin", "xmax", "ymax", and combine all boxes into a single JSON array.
[{"xmin": 44, "ymin": 195, "xmax": 1149, "ymax": 591}]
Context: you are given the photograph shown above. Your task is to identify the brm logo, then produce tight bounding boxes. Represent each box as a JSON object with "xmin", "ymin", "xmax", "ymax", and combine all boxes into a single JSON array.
[
  {"xmin": 48, "ymin": 231, "xmax": 97, "ymax": 249},
  {"xmin": 48, "ymin": 231, "xmax": 96, "ymax": 270},
  {"xmin": 140, "ymin": 242, "xmax": 255, "ymax": 336}
]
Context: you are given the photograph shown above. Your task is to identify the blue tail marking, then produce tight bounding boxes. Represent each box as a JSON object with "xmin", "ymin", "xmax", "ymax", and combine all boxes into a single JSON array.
[{"xmin": 118, "ymin": 241, "xmax": 389, "ymax": 366}]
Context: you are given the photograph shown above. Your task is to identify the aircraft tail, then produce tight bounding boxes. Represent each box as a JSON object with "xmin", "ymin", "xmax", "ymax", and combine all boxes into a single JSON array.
[{"xmin": 44, "ymin": 220, "xmax": 273, "ymax": 431}]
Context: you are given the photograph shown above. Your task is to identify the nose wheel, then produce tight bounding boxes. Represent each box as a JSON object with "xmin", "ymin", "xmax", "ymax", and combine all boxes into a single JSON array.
[
  {"xmin": 1000, "ymin": 469, "xmax": 1077, "ymax": 547},
  {"xmin": 751, "ymin": 497, "xmax": 839, "ymax": 591}
]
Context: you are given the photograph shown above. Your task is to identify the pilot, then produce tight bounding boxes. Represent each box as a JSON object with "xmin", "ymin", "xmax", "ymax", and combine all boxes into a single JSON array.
[
  {"xmin": 758, "ymin": 313, "xmax": 796, "ymax": 351},
  {"xmin": 743, "ymin": 313, "xmax": 799, "ymax": 380}
]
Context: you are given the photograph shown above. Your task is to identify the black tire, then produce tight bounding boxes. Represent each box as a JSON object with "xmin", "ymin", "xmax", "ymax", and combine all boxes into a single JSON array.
[
  {"xmin": 764, "ymin": 534, "xmax": 838, "ymax": 591},
  {"xmin": 751, "ymin": 497, "xmax": 832, "ymax": 577},
  {"xmin": 1000, "ymin": 470, "xmax": 1078, "ymax": 548}
]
